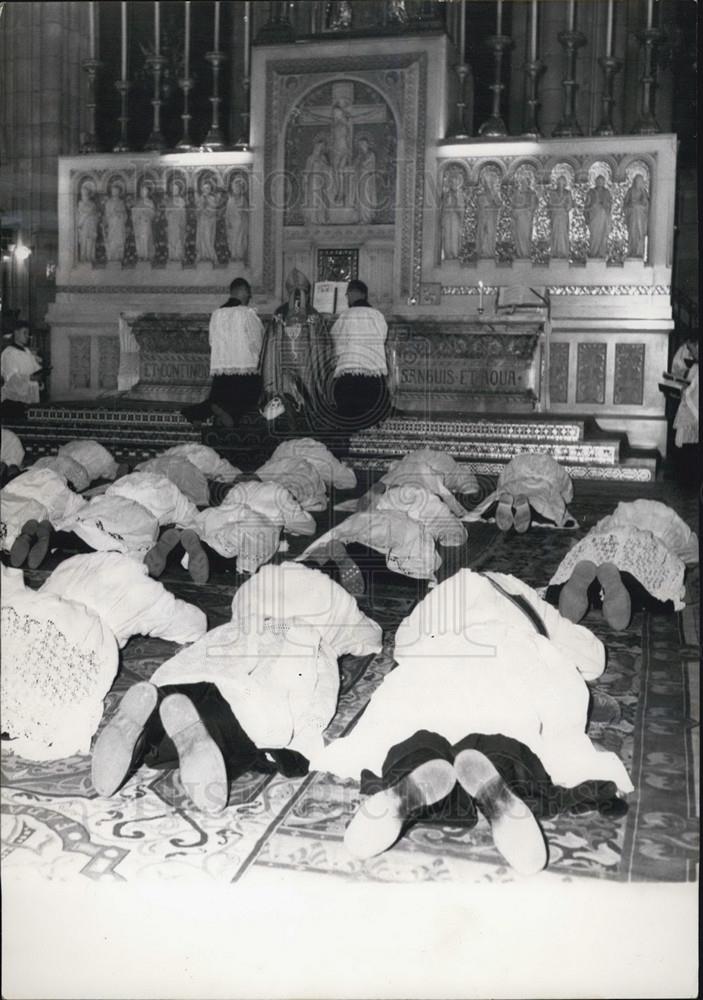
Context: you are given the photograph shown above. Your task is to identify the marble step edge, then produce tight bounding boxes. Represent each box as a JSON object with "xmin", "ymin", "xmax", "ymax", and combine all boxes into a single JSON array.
[
  {"xmin": 347, "ymin": 439, "xmax": 621, "ymax": 465},
  {"xmin": 352, "ymin": 417, "xmax": 584, "ymax": 443},
  {"xmin": 350, "ymin": 456, "xmax": 655, "ymax": 483}
]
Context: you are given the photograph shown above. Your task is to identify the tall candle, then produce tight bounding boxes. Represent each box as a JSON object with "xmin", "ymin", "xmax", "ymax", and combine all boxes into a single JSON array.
[
  {"xmin": 646, "ymin": 0, "xmax": 654, "ymax": 29},
  {"xmin": 244, "ymin": 1, "xmax": 251, "ymax": 78},
  {"xmin": 530, "ymin": 0, "xmax": 538, "ymax": 60},
  {"xmin": 89, "ymin": 1, "xmax": 96, "ymax": 59},
  {"xmin": 567, "ymin": 0, "xmax": 575, "ymax": 32},
  {"xmin": 478, "ymin": 281, "xmax": 484, "ymax": 312},
  {"xmin": 605, "ymin": 0, "xmax": 614, "ymax": 56},
  {"xmin": 184, "ymin": 2, "xmax": 191, "ymax": 77},
  {"xmin": 496, "ymin": 0, "xmax": 503, "ymax": 36},
  {"xmin": 214, "ymin": 0, "xmax": 220, "ymax": 51},
  {"xmin": 460, "ymin": 0, "xmax": 466, "ymax": 63},
  {"xmin": 154, "ymin": 1, "xmax": 160, "ymax": 57},
  {"xmin": 120, "ymin": 1, "xmax": 127, "ymax": 80}
]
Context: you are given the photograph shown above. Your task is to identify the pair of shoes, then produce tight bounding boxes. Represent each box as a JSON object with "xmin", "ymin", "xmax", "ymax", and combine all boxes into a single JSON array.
[
  {"xmin": 495, "ymin": 493, "xmax": 532, "ymax": 534},
  {"xmin": 344, "ymin": 750, "xmax": 547, "ymax": 876},
  {"xmin": 559, "ymin": 560, "xmax": 631, "ymax": 629},
  {"xmin": 144, "ymin": 528, "xmax": 209, "ymax": 585},
  {"xmin": 9, "ymin": 519, "xmax": 52, "ymax": 569},
  {"xmin": 91, "ymin": 682, "xmax": 228, "ymax": 815}
]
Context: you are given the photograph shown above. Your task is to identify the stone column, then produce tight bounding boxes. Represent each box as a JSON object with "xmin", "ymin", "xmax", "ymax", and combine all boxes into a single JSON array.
[{"xmin": 0, "ymin": 2, "xmax": 89, "ymax": 331}]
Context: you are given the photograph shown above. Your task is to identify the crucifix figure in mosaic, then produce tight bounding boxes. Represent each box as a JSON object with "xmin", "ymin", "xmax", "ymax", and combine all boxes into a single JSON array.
[{"xmin": 298, "ymin": 81, "xmax": 389, "ymax": 224}]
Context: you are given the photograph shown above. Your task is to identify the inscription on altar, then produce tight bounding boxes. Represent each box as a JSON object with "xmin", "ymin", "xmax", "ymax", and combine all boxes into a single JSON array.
[{"xmin": 390, "ymin": 322, "xmax": 543, "ymax": 414}]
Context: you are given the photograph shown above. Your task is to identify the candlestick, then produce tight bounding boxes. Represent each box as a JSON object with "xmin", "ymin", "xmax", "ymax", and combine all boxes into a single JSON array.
[
  {"xmin": 203, "ymin": 50, "xmax": 226, "ymax": 150},
  {"xmin": 145, "ymin": 54, "xmax": 167, "ymax": 151},
  {"xmin": 214, "ymin": 1, "xmax": 220, "ymax": 51},
  {"xmin": 244, "ymin": 1, "xmax": 251, "ymax": 79},
  {"xmin": 631, "ymin": 24, "xmax": 663, "ymax": 133},
  {"xmin": 120, "ymin": 2, "xmax": 127, "ymax": 81},
  {"xmin": 478, "ymin": 280, "xmax": 484, "ymax": 314},
  {"xmin": 530, "ymin": 0, "xmax": 538, "ymax": 61},
  {"xmin": 113, "ymin": 79, "xmax": 131, "ymax": 152},
  {"xmin": 594, "ymin": 54, "xmax": 623, "ymax": 134},
  {"xmin": 89, "ymin": 1, "xmax": 96, "ymax": 60},
  {"xmin": 567, "ymin": 0, "xmax": 575, "ymax": 32},
  {"xmin": 522, "ymin": 57, "xmax": 545, "ymax": 138},
  {"xmin": 154, "ymin": 1, "xmax": 160, "ymax": 57},
  {"xmin": 646, "ymin": 0, "xmax": 654, "ymax": 30},
  {"xmin": 553, "ymin": 28, "xmax": 586, "ymax": 137},
  {"xmin": 80, "ymin": 57, "xmax": 102, "ymax": 153},
  {"xmin": 184, "ymin": 1, "xmax": 191, "ymax": 78},
  {"xmin": 605, "ymin": 0, "xmax": 614, "ymax": 56},
  {"xmin": 459, "ymin": 0, "xmax": 466, "ymax": 64},
  {"xmin": 496, "ymin": 0, "xmax": 503, "ymax": 36},
  {"xmin": 478, "ymin": 33, "xmax": 511, "ymax": 136}
]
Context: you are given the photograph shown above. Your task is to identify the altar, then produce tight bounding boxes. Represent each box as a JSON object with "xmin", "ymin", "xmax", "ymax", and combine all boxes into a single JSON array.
[{"xmin": 46, "ymin": 29, "xmax": 676, "ymax": 454}]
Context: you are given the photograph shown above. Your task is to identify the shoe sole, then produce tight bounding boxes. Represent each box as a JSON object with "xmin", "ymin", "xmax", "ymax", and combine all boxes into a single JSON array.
[
  {"xmin": 454, "ymin": 748, "xmax": 547, "ymax": 875},
  {"xmin": 27, "ymin": 521, "xmax": 52, "ymax": 570},
  {"xmin": 344, "ymin": 758, "xmax": 456, "ymax": 860},
  {"xmin": 495, "ymin": 493, "xmax": 514, "ymax": 532},
  {"xmin": 597, "ymin": 562, "xmax": 632, "ymax": 630},
  {"xmin": 513, "ymin": 496, "xmax": 531, "ymax": 535},
  {"xmin": 144, "ymin": 527, "xmax": 182, "ymax": 578},
  {"xmin": 159, "ymin": 694, "xmax": 228, "ymax": 815},
  {"xmin": 9, "ymin": 534, "xmax": 32, "ymax": 567},
  {"xmin": 558, "ymin": 559, "xmax": 598, "ymax": 623},
  {"xmin": 180, "ymin": 529, "xmax": 209, "ymax": 584},
  {"xmin": 91, "ymin": 682, "xmax": 159, "ymax": 796}
]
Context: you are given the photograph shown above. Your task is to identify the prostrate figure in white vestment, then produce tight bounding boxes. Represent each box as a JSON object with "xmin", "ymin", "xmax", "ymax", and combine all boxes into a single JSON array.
[
  {"xmin": 548, "ymin": 499, "xmax": 699, "ymax": 630},
  {"xmin": 1, "ymin": 554, "xmax": 206, "ymax": 762},
  {"xmin": 313, "ymin": 568, "xmax": 633, "ymax": 875},
  {"xmin": 90, "ymin": 562, "xmax": 382, "ymax": 815}
]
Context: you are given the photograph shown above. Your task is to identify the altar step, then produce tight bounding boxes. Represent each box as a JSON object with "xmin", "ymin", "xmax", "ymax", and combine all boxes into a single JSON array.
[
  {"xmin": 3, "ymin": 404, "xmax": 198, "ymax": 464},
  {"xmin": 347, "ymin": 416, "xmax": 657, "ymax": 482}
]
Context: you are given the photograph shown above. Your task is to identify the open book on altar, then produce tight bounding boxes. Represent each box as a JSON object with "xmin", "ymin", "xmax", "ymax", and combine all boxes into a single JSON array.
[{"xmin": 313, "ymin": 281, "xmax": 348, "ymax": 315}]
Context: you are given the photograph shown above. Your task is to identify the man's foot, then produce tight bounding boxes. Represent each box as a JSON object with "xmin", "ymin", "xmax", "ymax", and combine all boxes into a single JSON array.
[
  {"xmin": 495, "ymin": 492, "xmax": 514, "ymax": 532},
  {"xmin": 589, "ymin": 688, "xmax": 622, "ymax": 726},
  {"xmin": 158, "ymin": 694, "xmax": 228, "ymax": 815},
  {"xmin": 180, "ymin": 529, "xmax": 209, "ymax": 584},
  {"xmin": 454, "ymin": 748, "xmax": 547, "ymax": 875},
  {"xmin": 91, "ymin": 681, "xmax": 159, "ymax": 796},
  {"xmin": 512, "ymin": 495, "xmax": 531, "ymax": 535},
  {"xmin": 9, "ymin": 519, "xmax": 39, "ymax": 567},
  {"xmin": 343, "ymin": 758, "xmax": 456, "ymax": 860},
  {"xmin": 558, "ymin": 560, "xmax": 597, "ymax": 624},
  {"xmin": 27, "ymin": 519, "xmax": 52, "ymax": 569},
  {"xmin": 597, "ymin": 562, "xmax": 632, "ymax": 630},
  {"xmin": 144, "ymin": 527, "xmax": 182, "ymax": 578}
]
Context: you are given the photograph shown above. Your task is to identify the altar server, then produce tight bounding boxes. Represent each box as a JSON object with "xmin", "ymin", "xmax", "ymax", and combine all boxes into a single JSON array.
[{"xmin": 182, "ymin": 277, "xmax": 265, "ymax": 427}]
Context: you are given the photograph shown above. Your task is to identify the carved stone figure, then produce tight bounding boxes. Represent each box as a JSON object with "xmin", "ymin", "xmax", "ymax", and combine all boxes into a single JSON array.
[
  {"xmin": 354, "ymin": 136, "xmax": 379, "ymax": 224},
  {"xmin": 302, "ymin": 136, "xmax": 333, "ymax": 224},
  {"xmin": 195, "ymin": 179, "xmax": 221, "ymax": 262},
  {"xmin": 624, "ymin": 174, "xmax": 649, "ymax": 258},
  {"xmin": 548, "ymin": 176, "xmax": 574, "ymax": 258},
  {"xmin": 585, "ymin": 175, "xmax": 612, "ymax": 258},
  {"xmin": 76, "ymin": 183, "xmax": 99, "ymax": 263},
  {"xmin": 103, "ymin": 182, "xmax": 128, "ymax": 262},
  {"xmin": 164, "ymin": 178, "xmax": 187, "ymax": 262},
  {"xmin": 225, "ymin": 174, "xmax": 249, "ymax": 262},
  {"xmin": 510, "ymin": 175, "xmax": 538, "ymax": 258},
  {"xmin": 440, "ymin": 167, "xmax": 466, "ymax": 261},
  {"xmin": 476, "ymin": 170, "xmax": 502, "ymax": 258},
  {"xmin": 132, "ymin": 183, "xmax": 156, "ymax": 261}
]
